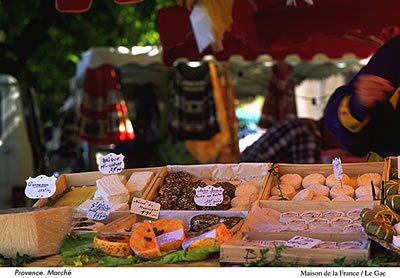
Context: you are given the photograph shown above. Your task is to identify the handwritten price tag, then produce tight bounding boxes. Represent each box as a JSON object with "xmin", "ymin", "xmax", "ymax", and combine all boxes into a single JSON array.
[
  {"xmin": 194, "ymin": 186, "xmax": 224, "ymax": 206},
  {"xmin": 98, "ymin": 153, "xmax": 125, "ymax": 174},
  {"xmin": 25, "ymin": 175, "xmax": 57, "ymax": 199},
  {"xmin": 130, "ymin": 197, "xmax": 160, "ymax": 219},
  {"xmin": 285, "ymin": 235, "xmax": 322, "ymax": 249},
  {"xmin": 332, "ymin": 157, "xmax": 343, "ymax": 180},
  {"xmin": 87, "ymin": 200, "xmax": 112, "ymax": 221}
]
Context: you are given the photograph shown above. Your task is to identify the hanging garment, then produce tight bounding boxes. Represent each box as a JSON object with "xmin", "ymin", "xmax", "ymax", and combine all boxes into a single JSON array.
[
  {"xmin": 186, "ymin": 62, "xmax": 239, "ymax": 163},
  {"xmin": 169, "ymin": 62, "xmax": 220, "ymax": 140},
  {"xmin": 79, "ymin": 64, "xmax": 134, "ymax": 145},
  {"xmin": 258, "ymin": 63, "xmax": 297, "ymax": 129}
]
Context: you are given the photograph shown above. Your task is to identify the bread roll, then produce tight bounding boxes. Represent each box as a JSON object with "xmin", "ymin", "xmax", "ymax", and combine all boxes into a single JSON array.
[
  {"xmin": 271, "ymin": 184, "xmax": 296, "ymax": 199},
  {"xmin": 280, "ymin": 174, "xmax": 303, "ymax": 190},
  {"xmin": 308, "ymin": 218, "xmax": 330, "ymax": 229},
  {"xmin": 331, "ymin": 217, "xmax": 353, "ymax": 229},
  {"xmin": 329, "ymin": 184, "xmax": 355, "ymax": 199},
  {"xmin": 231, "ymin": 196, "xmax": 249, "ymax": 208},
  {"xmin": 326, "ymin": 174, "xmax": 351, "ymax": 188},
  {"xmin": 300, "ymin": 210, "xmax": 322, "ymax": 221},
  {"xmin": 357, "ymin": 173, "xmax": 382, "ymax": 187},
  {"xmin": 332, "ymin": 195, "xmax": 354, "ymax": 201},
  {"xmin": 279, "ymin": 211, "xmax": 299, "ymax": 223},
  {"xmin": 355, "ymin": 185, "xmax": 380, "ymax": 199},
  {"xmin": 292, "ymin": 188, "xmax": 313, "ymax": 201},
  {"xmin": 235, "ymin": 183, "xmax": 259, "ymax": 197},
  {"xmin": 323, "ymin": 210, "xmax": 345, "ymax": 221},
  {"xmin": 286, "ymin": 218, "xmax": 308, "ymax": 232},
  {"xmin": 312, "ymin": 195, "xmax": 330, "ymax": 201},
  {"xmin": 302, "ymin": 174, "xmax": 326, "ymax": 188},
  {"xmin": 308, "ymin": 184, "xmax": 330, "ymax": 197}
]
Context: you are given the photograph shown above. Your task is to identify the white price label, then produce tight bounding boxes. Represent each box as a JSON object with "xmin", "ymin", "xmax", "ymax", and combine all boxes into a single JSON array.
[
  {"xmin": 25, "ymin": 175, "xmax": 57, "ymax": 199},
  {"xmin": 98, "ymin": 153, "xmax": 125, "ymax": 174},
  {"xmin": 194, "ymin": 186, "xmax": 224, "ymax": 206},
  {"xmin": 130, "ymin": 197, "xmax": 160, "ymax": 219},
  {"xmin": 182, "ymin": 229, "xmax": 216, "ymax": 250},
  {"xmin": 285, "ymin": 235, "xmax": 322, "ymax": 249},
  {"xmin": 398, "ymin": 156, "xmax": 400, "ymax": 180},
  {"xmin": 156, "ymin": 229, "xmax": 184, "ymax": 246},
  {"xmin": 332, "ymin": 157, "xmax": 343, "ymax": 180},
  {"xmin": 87, "ymin": 200, "xmax": 112, "ymax": 221}
]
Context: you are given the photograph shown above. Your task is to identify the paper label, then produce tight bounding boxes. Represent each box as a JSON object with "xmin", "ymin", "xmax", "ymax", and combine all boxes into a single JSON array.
[
  {"xmin": 98, "ymin": 153, "xmax": 125, "ymax": 174},
  {"xmin": 194, "ymin": 186, "xmax": 224, "ymax": 206},
  {"xmin": 332, "ymin": 157, "xmax": 343, "ymax": 180},
  {"xmin": 156, "ymin": 229, "xmax": 184, "ymax": 246},
  {"xmin": 285, "ymin": 235, "xmax": 322, "ymax": 249},
  {"xmin": 25, "ymin": 175, "xmax": 57, "ymax": 199},
  {"xmin": 398, "ymin": 156, "xmax": 400, "ymax": 179},
  {"xmin": 182, "ymin": 229, "xmax": 216, "ymax": 250},
  {"xmin": 87, "ymin": 200, "xmax": 112, "ymax": 221},
  {"xmin": 130, "ymin": 197, "xmax": 160, "ymax": 219}
]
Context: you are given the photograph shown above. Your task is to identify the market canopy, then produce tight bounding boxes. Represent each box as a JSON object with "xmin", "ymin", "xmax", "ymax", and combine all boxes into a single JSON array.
[{"xmin": 157, "ymin": 0, "xmax": 400, "ymax": 65}]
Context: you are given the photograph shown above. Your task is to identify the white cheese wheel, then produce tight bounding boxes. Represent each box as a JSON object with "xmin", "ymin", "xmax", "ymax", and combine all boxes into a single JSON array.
[
  {"xmin": 292, "ymin": 188, "xmax": 313, "ymax": 201},
  {"xmin": 329, "ymin": 184, "xmax": 355, "ymax": 199},
  {"xmin": 394, "ymin": 223, "xmax": 400, "ymax": 235},
  {"xmin": 279, "ymin": 211, "xmax": 299, "ymax": 223},
  {"xmin": 280, "ymin": 174, "xmax": 303, "ymax": 190},
  {"xmin": 271, "ymin": 184, "xmax": 296, "ymax": 199},
  {"xmin": 393, "ymin": 235, "xmax": 400, "ymax": 248},
  {"xmin": 323, "ymin": 210, "xmax": 345, "ymax": 221},
  {"xmin": 235, "ymin": 183, "xmax": 259, "ymax": 197},
  {"xmin": 308, "ymin": 218, "xmax": 330, "ymax": 229},
  {"xmin": 331, "ymin": 217, "xmax": 353, "ymax": 229},
  {"xmin": 326, "ymin": 174, "xmax": 351, "ymax": 188},
  {"xmin": 286, "ymin": 218, "xmax": 308, "ymax": 232},
  {"xmin": 357, "ymin": 173, "xmax": 382, "ymax": 187},
  {"xmin": 355, "ymin": 185, "xmax": 380, "ymax": 199},
  {"xmin": 308, "ymin": 184, "xmax": 330, "ymax": 197},
  {"xmin": 312, "ymin": 195, "xmax": 330, "ymax": 201},
  {"xmin": 356, "ymin": 195, "xmax": 374, "ymax": 201},
  {"xmin": 302, "ymin": 173, "xmax": 326, "ymax": 188},
  {"xmin": 332, "ymin": 195, "xmax": 354, "ymax": 201},
  {"xmin": 300, "ymin": 210, "xmax": 322, "ymax": 221}
]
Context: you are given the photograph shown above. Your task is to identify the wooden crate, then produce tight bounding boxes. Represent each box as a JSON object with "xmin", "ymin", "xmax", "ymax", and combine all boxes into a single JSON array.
[
  {"xmin": 261, "ymin": 162, "xmax": 385, "ymax": 200},
  {"xmin": 220, "ymin": 232, "xmax": 370, "ymax": 265},
  {"xmin": 33, "ymin": 166, "xmax": 165, "ymax": 207},
  {"xmin": 141, "ymin": 163, "xmax": 271, "ymax": 209},
  {"xmin": 383, "ymin": 156, "xmax": 398, "ymax": 182}
]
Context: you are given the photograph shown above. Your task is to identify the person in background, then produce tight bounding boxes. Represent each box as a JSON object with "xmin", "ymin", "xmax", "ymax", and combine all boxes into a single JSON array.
[
  {"xmin": 240, "ymin": 118, "xmax": 340, "ymax": 164},
  {"xmin": 324, "ymin": 36, "xmax": 400, "ymax": 160}
]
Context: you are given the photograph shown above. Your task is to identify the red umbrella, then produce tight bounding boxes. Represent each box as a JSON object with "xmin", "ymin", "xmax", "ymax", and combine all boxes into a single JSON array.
[
  {"xmin": 157, "ymin": 0, "xmax": 400, "ymax": 65},
  {"xmin": 55, "ymin": 0, "xmax": 143, "ymax": 13}
]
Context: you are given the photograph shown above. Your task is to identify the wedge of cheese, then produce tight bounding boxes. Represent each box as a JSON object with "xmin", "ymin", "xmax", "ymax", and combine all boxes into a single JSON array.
[
  {"xmin": 95, "ymin": 175, "xmax": 129, "ymax": 205},
  {"xmin": 0, "ymin": 206, "xmax": 73, "ymax": 258},
  {"xmin": 125, "ymin": 171, "xmax": 154, "ymax": 200}
]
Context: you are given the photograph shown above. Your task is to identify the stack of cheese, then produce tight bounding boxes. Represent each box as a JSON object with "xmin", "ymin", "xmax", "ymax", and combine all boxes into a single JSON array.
[
  {"xmin": 76, "ymin": 171, "xmax": 154, "ymax": 213},
  {"xmin": 268, "ymin": 172, "xmax": 381, "ymax": 201}
]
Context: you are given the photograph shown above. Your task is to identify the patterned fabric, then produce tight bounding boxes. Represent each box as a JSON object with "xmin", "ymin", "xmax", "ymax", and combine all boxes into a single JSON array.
[
  {"xmin": 185, "ymin": 62, "xmax": 239, "ymax": 163},
  {"xmin": 258, "ymin": 63, "xmax": 297, "ymax": 128},
  {"xmin": 169, "ymin": 62, "xmax": 220, "ymax": 140},
  {"xmin": 79, "ymin": 65, "xmax": 134, "ymax": 145},
  {"xmin": 240, "ymin": 119, "xmax": 322, "ymax": 164}
]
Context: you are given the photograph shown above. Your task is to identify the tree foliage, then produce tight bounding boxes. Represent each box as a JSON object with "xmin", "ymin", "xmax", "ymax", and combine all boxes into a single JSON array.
[{"xmin": 0, "ymin": 0, "xmax": 175, "ymax": 123}]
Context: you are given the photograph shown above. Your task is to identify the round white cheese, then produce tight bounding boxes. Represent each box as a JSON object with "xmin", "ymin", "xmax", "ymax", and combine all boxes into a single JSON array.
[
  {"xmin": 326, "ymin": 174, "xmax": 351, "ymax": 188},
  {"xmin": 308, "ymin": 184, "xmax": 330, "ymax": 197},
  {"xmin": 329, "ymin": 184, "xmax": 355, "ymax": 199},
  {"xmin": 355, "ymin": 185, "xmax": 380, "ymax": 199},
  {"xmin": 292, "ymin": 188, "xmax": 313, "ymax": 201},
  {"xmin": 302, "ymin": 173, "xmax": 326, "ymax": 188},
  {"xmin": 357, "ymin": 173, "xmax": 382, "ymax": 187},
  {"xmin": 280, "ymin": 174, "xmax": 303, "ymax": 190}
]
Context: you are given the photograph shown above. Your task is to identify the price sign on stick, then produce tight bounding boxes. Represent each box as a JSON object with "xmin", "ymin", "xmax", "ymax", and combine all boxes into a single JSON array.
[
  {"xmin": 194, "ymin": 186, "xmax": 224, "ymax": 206},
  {"xmin": 98, "ymin": 153, "xmax": 125, "ymax": 174},
  {"xmin": 87, "ymin": 200, "xmax": 112, "ymax": 221},
  {"xmin": 25, "ymin": 175, "xmax": 57, "ymax": 199},
  {"xmin": 130, "ymin": 198, "xmax": 161, "ymax": 219},
  {"xmin": 332, "ymin": 157, "xmax": 343, "ymax": 181}
]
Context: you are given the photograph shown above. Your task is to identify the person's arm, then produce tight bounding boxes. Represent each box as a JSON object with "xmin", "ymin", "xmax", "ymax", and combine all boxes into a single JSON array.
[{"xmin": 324, "ymin": 36, "xmax": 400, "ymax": 156}]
